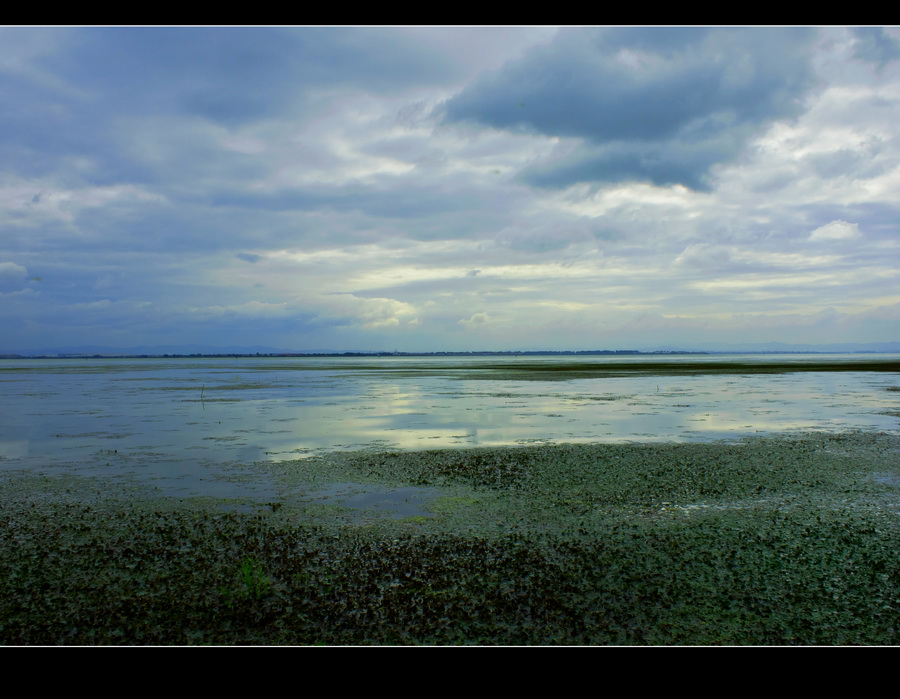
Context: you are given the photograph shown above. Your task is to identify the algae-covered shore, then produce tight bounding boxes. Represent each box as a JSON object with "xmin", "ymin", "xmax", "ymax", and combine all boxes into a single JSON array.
[{"xmin": 2, "ymin": 431, "xmax": 899, "ymax": 645}]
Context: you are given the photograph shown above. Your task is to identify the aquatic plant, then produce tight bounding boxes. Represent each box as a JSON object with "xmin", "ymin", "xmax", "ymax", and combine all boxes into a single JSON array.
[
  {"xmin": 239, "ymin": 557, "xmax": 271, "ymax": 600},
  {"xmin": 1, "ymin": 431, "xmax": 899, "ymax": 645},
  {"xmin": 219, "ymin": 557, "xmax": 272, "ymax": 610}
]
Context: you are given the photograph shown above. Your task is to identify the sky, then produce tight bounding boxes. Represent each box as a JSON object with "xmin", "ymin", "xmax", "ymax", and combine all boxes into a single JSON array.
[{"xmin": 2, "ymin": 26, "xmax": 900, "ymax": 353}]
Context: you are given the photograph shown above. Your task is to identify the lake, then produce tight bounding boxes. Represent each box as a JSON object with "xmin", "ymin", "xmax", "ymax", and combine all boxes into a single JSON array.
[{"xmin": 2, "ymin": 353, "xmax": 898, "ymax": 498}]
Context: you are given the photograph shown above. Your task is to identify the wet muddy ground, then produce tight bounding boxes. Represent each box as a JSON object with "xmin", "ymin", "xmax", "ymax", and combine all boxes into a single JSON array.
[{"xmin": 2, "ymin": 430, "xmax": 899, "ymax": 645}]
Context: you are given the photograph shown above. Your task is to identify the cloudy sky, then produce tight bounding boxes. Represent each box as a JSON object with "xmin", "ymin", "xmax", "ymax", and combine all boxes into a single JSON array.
[{"xmin": 2, "ymin": 26, "xmax": 900, "ymax": 352}]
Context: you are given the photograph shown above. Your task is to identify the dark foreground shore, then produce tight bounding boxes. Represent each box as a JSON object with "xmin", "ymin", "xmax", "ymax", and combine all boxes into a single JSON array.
[{"xmin": 2, "ymin": 431, "xmax": 899, "ymax": 645}]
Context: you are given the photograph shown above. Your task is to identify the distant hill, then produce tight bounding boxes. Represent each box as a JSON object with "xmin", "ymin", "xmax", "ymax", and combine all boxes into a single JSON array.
[
  {"xmin": 0, "ymin": 344, "xmax": 334, "ymax": 357},
  {"xmin": 2, "ymin": 341, "xmax": 899, "ymax": 357}
]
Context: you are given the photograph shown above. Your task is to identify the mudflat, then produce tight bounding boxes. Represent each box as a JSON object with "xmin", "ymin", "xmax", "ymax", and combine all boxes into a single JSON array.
[{"xmin": 2, "ymin": 430, "xmax": 899, "ymax": 645}]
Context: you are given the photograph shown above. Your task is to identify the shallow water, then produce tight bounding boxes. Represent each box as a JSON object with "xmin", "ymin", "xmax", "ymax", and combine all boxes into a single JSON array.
[{"xmin": 1, "ymin": 354, "xmax": 898, "ymax": 497}]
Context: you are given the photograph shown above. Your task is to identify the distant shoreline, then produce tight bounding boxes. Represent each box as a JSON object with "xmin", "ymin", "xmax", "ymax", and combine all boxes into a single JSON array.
[
  {"xmin": 2, "ymin": 351, "xmax": 899, "ymax": 379},
  {"xmin": 3, "ymin": 349, "xmax": 899, "ymax": 360},
  {"xmin": 3, "ymin": 349, "xmax": 701, "ymax": 359}
]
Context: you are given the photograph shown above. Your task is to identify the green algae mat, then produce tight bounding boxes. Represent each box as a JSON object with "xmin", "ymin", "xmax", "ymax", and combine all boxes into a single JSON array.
[{"xmin": 2, "ymin": 431, "xmax": 899, "ymax": 645}]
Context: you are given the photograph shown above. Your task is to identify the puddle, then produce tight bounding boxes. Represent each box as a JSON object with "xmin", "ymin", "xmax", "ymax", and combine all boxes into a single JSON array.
[{"xmin": 302, "ymin": 482, "xmax": 440, "ymax": 519}]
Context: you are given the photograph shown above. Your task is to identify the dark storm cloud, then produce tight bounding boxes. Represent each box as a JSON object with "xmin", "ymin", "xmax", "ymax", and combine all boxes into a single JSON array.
[
  {"xmin": 236, "ymin": 253, "xmax": 263, "ymax": 264},
  {"xmin": 41, "ymin": 27, "xmax": 458, "ymax": 126},
  {"xmin": 852, "ymin": 27, "xmax": 900, "ymax": 68},
  {"xmin": 522, "ymin": 138, "xmax": 732, "ymax": 191},
  {"xmin": 0, "ymin": 27, "xmax": 458, "ymax": 184},
  {"xmin": 442, "ymin": 27, "xmax": 818, "ymax": 190}
]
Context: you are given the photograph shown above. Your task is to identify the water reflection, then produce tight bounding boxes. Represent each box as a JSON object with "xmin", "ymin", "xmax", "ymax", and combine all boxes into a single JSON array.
[{"xmin": 0, "ymin": 356, "xmax": 897, "ymax": 496}]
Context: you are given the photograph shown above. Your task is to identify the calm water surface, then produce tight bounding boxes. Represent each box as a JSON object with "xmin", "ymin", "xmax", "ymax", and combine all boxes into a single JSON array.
[{"xmin": 2, "ymin": 354, "xmax": 898, "ymax": 497}]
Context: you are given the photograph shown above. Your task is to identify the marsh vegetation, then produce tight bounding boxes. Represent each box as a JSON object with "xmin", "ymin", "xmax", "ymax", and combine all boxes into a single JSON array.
[{"xmin": 2, "ymin": 431, "xmax": 899, "ymax": 645}]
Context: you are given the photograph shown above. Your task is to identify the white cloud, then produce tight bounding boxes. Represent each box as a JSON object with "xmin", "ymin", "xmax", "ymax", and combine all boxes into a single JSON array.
[
  {"xmin": 0, "ymin": 261, "xmax": 27, "ymax": 282},
  {"xmin": 320, "ymin": 294, "xmax": 419, "ymax": 329},
  {"xmin": 459, "ymin": 312, "xmax": 489, "ymax": 326},
  {"xmin": 809, "ymin": 220, "xmax": 863, "ymax": 241}
]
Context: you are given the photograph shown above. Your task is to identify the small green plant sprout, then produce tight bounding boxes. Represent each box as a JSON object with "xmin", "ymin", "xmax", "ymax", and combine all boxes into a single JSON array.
[
  {"xmin": 220, "ymin": 556, "xmax": 272, "ymax": 607},
  {"xmin": 240, "ymin": 556, "xmax": 271, "ymax": 599}
]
